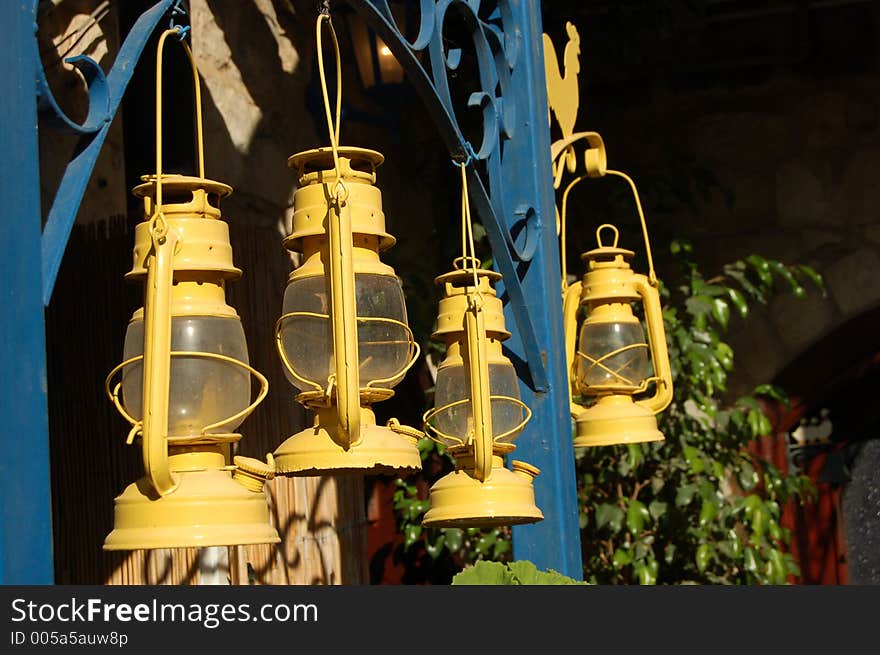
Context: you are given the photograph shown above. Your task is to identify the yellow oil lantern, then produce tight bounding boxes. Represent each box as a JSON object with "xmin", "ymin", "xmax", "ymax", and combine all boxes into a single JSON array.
[
  {"xmin": 420, "ymin": 165, "xmax": 543, "ymax": 528},
  {"xmin": 563, "ymin": 220, "xmax": 673, "ymax": 447},
  {"xmin": 271, "ymin": 13, "xmax": 422, "ymax": 476},
  {"xmin": 102, "ymin": 28, "xmax": 279, "ymax": 550}
]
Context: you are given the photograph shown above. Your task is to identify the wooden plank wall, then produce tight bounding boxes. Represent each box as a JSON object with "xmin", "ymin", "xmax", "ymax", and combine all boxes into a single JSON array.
[{"xmin": 45, "ymin": 216, "xmax": 368, "ymax": 585}]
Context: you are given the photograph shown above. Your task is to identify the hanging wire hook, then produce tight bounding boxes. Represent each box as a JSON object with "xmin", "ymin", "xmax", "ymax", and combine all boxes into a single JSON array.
[
  {"xmin": 459, "ymin": 162, "xmax": 483, "ymax": 305},
  {"xmin": 316, "ymin": 11, "xmax": 347, "ymax": 205},
  {"xmin": 168, "ymin": 0, "xmax": 187, "ymax": 31},
  {"xmin": 451, "ymin": 141, "xmax": 476, "ymax": 169}
]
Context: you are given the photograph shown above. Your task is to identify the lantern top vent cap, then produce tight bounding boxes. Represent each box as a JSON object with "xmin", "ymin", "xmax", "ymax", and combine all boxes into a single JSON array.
[
  {"xmin": 288, "ymin": 146, "xmax": 384, "ymax": 185},
  {"xmin": 133, "ymin": 174, "xmax": 233, "ymax": 200},
  {"xmin": 581, "ymin": 245, "xmax": 635, "ymax": 263},
  {"xmin": 434, "ymin": 260, "xmax": 503, "ymax": 288}
]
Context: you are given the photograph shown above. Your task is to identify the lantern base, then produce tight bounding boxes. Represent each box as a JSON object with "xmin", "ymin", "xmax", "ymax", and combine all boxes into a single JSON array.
[
  {"xmin": 573, "ymin": 394, "xmax": 665, "ymax": 448},
  {"xmin": 103, "ymin": 468, "xmax": 280, "ymax": 550},
  {"xmin": 422, "ymin": 459, "xmax": 543, "ymax": 529},
  {"xmin": 273, "ymin": 407, "xmax": 422, "ymax": 476}
]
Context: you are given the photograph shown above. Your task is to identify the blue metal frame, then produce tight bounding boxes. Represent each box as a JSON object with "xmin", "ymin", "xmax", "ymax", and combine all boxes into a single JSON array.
[
  {"xmin": 345, "ymin": 0, "xmax": 581, "ymax": 576},
  {"xmin": 0, "ymin": 1, "xmax": 54, "ymax": 585},
  {"xmin": 2, "ymin": 0, "xmax": 581, "ymax": 583},
  {"xmin": 0, "ymin": 0, "xmax": 176, "ymax": 584},
  {"xmin": 39, "ymin": 0, "xmax": 178, "ymax": 305}
]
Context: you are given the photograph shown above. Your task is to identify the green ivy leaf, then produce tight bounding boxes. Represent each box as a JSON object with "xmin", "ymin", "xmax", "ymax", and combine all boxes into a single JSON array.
[
  {"xmin": 627, "ymin": 443, "xmax": 643, "ymax": 470},
  {"xmin": 699, "ymin": 498, "xmax": 719, "ymax": 527},
  {"xmin": 726, "ymin": 288, "xmax": 748, "ymax": 318},
  {"xmin": 768, "ymin": 549, "xmax": 788, "ymax": 584},
  {"xmin": 424, "ymin": 534, "xmax": 445, "ymax": 560},
  {"xmin": 685, "ymin": 295, "xmax": 714, "ymax": 319},
  {"xmin": 404, "ymin": 524, "xmax": 422, "ymax": 549},
  {"xmin": 627, "ymin": 499, "xmax": 650, "ymax": 535},
  {"xmin": 745, "ymin": 254, "xmax": 774, "ymax": 288},
  {"xmin": 476, "ymin": 531, "xmax": 500, "ymax": 556},
  {"xmin": 715, "ymin": 342, "xmax": 734, "ymax": 370},
  {"xmin": 711, "ymin": 298, "xmax": 730, "ymax": 329},
  {"xmin": 726, "ymin": 266, "xmax": 765, "ymax": 303},
  {"xmin": 768, "ymin": 260, "xmax": 805, "ymax": 298},
  {"xmin": 696, "ymin": 543, "xmax": 713, "ymax": 572},
  {"xmin": 636, "ymin": 558, "xmax": 659, "ymax": 585},
  {"xmin": 737, "ymin": 461, "xmax": 759, "ymax": 491},
  {"xmin": 743, "ymin": 546, "xmax": 759, "ymax": 573},
  {"xmin": 684, "ymin": 445, "xmax": 707, "ymax": 473},
  {"xmin": 613, "ymin": 548, "xmax": 632, "ymax": 568},
  {"xmin": 748, "ymin": 504, "xmax": 768, "ymax": 544},
  {"xmin": 649, "ymin": 500, "xmax": 668, "ymax": 521},
  {"xmin": 797, "ymin": 264, "xmax": 826, "ymax": 296},
  {"xmin": 595, "ymin": 503, "xmax": 625, "ymax": 533},
  {"xmin": 444, "ymin": 528, "xmax": 464, "ymax": 553},
  {"xmin": 452, "ymin": 561, "xmax": 517, "ymax": 585},
  {"xmin": 675, "ymin": 483, "xmax": 699, "ymax": 507}
]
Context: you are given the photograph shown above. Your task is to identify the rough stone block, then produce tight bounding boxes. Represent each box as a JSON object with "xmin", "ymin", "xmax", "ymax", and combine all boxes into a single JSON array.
[
  {"xmin": 824, "ymin": 248, "xmax": 880, "ymax": 317},
  {"xmin": 775, "ymin": 161, "xmax": 828, "ymax": 228},
  {"xmin": 769, "ymin": 286, "xmax": 838, "ymax": 354}
]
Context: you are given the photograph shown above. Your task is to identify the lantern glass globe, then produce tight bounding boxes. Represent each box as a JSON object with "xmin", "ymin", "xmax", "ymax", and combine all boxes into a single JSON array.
[
  {"xmin": 121, "ymin": 315, "xmax": 251, "ymax": 437},
  {"xmin": 431, "ymin": 357, "xmax": 524, "ymax": 447},
  {"xmin": 279, "ymin": 272, "xmax": 411, "ymax": 390},
  {"xmin": 575, "ymin": 319, "xmax": 650, "ymax": 392}
]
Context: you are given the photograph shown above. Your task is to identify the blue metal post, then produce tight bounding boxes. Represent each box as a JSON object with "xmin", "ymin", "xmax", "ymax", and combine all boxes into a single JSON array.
[
  {"xmin": 0, "ymin": 1, "xmax": 55, "ymax": 584},
  {"xmin": 507, "ymin": 0, "xmax": 582, "ymax": 578},
  {"xmin": 349, "ymin": 0, "xmax": 583, "ymax": 576}
]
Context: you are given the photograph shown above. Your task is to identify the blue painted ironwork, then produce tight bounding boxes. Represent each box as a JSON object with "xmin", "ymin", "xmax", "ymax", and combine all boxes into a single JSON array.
[
  {"xmin": 39, "ymin": 0, "xmax": 177, "ymax": 306},
  {"xmin": 7, "ymin": 0, "xmax": 580, "ymax": 580},
  {"xmin": 0, "ymin": 1, "xmax": 55, "ymax": 585},
  {"xmin": 0, "ymin": 0, "xmax": 178, "ymax": 583},
  {"xmin": 345, "ymin": 0, "xmax": 582, "ymax": 576}
]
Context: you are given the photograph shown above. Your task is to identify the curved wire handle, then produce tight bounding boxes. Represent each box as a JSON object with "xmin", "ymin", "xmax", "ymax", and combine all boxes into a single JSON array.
[
  {"xmin": 317, "ymin": 11, "xmax": 346, "ymax": 202},
  {"xmin": 152, "ymin": 27, "xmax": 206, "ymax": 226},
  {"xmin": 605, "ymin": 169, "xmax": 657, "ymax": 287},
  {"xmin": 556, "ymin": 164, "xmax": 658, "ymax": 292},
  {"xmin": 459, "ymin": 163, "xmax": 481, "ymax": 294},
  {"xmin": 422, "ymin": 395, "xmax": 533, "ymax": 448},
  {"xmin": 105, "ymin": 350, "xmax": 269, "ymax": 443},
  {"xmin": 560, "ymin": 173, "xmax": 588, "ymax": 293},
  {"xmin": 273, "ymin": 311, "xmax": 329, "ymax": 395},
  {"xmin": 274, "ymin": 312, "xmax": 420, "ymax": 396}
]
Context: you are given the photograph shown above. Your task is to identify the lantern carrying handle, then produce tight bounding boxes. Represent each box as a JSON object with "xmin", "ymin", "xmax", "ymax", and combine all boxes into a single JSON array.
[
  {"xmin": 464, "ymin": 301, "xmax": 494, "ymax": 483},
  {"xmin": 562, "ymin": 280, "xmax": 583, "ymax": 417},
  {"xmin": 632, "ymin": 274, "xmax": 673, "ymax": 414},
  {"xmin": 152, "ymin": 27, "xmax": 206, "ymax": 222},
  {"xmin": 140, "ymin": 229, "xmax": 179, "ymax": 497},
  {"xmin": 605, "ymin": 169, "xmax": 657, "ymax": 286},
  {"xmin": 559, "ymin": 173, "xmax": 588, "ymax": 293},
  {"xmin": 315, "ymin": 10, "xmax": 362, "ymax": 448},
  {"xmin": 316, "ymin": 11, "xmax": 348, "ymax": 203}
]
